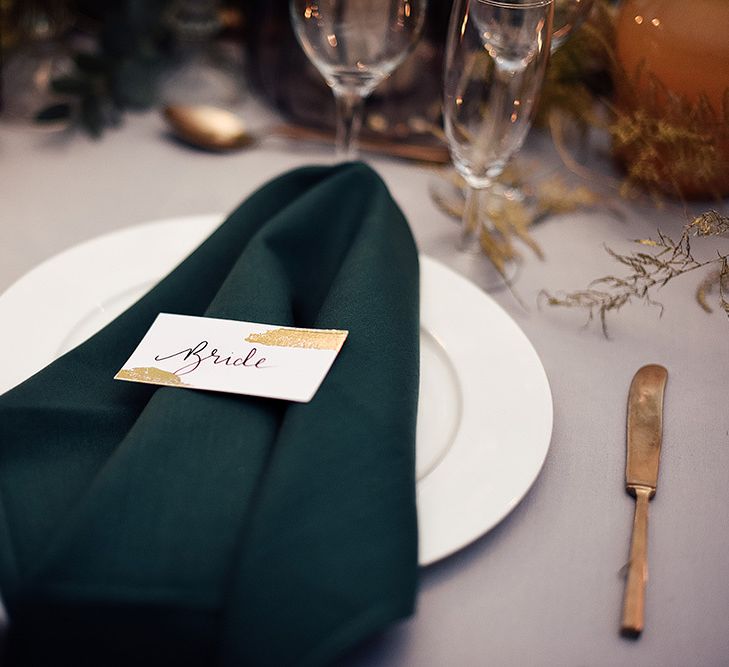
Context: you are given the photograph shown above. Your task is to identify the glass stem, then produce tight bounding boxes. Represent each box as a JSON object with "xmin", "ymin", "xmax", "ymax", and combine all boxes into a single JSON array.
[
  {"xmin": 460, "ymin": 184, "xmax": 483, "ymax": 254},
  {"xmin": 333, "ymin": 88, "xmax": 365, "ymax": 161}
]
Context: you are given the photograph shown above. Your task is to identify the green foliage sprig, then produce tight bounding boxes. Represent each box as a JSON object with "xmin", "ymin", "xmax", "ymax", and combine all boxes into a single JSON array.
[{"xmin": 35, "ymin": 0, "xmax": 172, "ymax": 136}]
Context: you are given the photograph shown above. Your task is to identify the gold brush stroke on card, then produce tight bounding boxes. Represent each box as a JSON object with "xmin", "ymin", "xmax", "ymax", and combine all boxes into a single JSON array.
[
  {"xmin": 115, "ymin": 367, "xmax": 187, "ymax": 386},
  {"xmin": 245, "ymin": 328, "xmax": 348, "ymax": 351}
]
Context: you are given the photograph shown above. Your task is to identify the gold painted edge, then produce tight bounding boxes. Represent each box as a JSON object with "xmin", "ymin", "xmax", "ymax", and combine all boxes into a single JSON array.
[
  {"xmin": 245, "ymin": 327, "xmax": 348, "ymax": 352},
  {"xmin": 114, "ymin": 366, "xmax": 188, "ymax": 387}
]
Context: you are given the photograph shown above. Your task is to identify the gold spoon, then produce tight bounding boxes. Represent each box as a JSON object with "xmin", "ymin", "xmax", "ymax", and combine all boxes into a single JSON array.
[{"xmin": 163, "ymin": 105, "xmax": 255, "ymax": 151}]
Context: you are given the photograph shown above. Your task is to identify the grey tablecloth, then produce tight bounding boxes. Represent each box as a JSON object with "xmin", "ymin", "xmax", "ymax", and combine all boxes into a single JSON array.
[{"xmin": 1, "ymin": 106, "xmax": 728, "ymax": 666}]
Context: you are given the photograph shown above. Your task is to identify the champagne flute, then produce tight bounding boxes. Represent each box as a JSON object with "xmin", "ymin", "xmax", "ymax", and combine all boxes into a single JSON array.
[
  {"xmin": 433, "ymin": 0, "xmax": 594, "ymax": 232},
  {"xmin": 492, "ymin": 0, "xmax": 595, "ymax": 202},
  {"xmin": 290, "ymin": 0, "xmax": 427, "ymax": 160},
  {"xmin": 499, "ymin": 0, "xmax": 594, "ymax": 198},
  {"xmin": 443, "ymin": 0, "xmax": 553, "ymax": 273}
]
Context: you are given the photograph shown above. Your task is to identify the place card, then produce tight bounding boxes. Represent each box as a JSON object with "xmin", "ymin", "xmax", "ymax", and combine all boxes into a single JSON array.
[{"xmin": 115, "ymin": 313, "xmax": 348, "ymax": 403}]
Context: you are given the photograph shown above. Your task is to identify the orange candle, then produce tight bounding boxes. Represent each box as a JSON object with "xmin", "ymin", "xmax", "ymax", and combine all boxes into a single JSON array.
[{"xmin": 617, "ymin": 0, "xmax": 729, "ymax": 113}]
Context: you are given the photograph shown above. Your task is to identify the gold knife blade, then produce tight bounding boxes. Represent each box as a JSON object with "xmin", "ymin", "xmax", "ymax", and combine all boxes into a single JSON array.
[{"xmin": 621, "ymin": 364, "xmax": 668, "ymax": 637}]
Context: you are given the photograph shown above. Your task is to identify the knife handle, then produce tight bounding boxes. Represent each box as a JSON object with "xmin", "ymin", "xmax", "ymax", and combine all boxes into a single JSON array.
[{"xmin": 621, "ymin": 485, "xmax": 652, "ymax": 636}]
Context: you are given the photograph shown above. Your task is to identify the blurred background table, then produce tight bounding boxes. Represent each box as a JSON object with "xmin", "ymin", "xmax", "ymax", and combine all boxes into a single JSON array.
[{"xmin": 1, "ymin": 102, "xmax": 728, "ymax": 666}]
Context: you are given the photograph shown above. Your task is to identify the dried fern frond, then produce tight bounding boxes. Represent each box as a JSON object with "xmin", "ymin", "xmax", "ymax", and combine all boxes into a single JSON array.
[
  {"xmin": 691, "ymin": 210, "xmax": 729, "ymax": 237},
  {"xmin": 430, "ymin": 170, "xmax": 606, "ymax": 273},
  {"xmin": 543, "ymin": 211, "xmax": 729, "ymax": 335},
  {"xmin": 610, "ymin": 63, "xmax": 729, "ymax": 200},
  {"xmin": 695, "ymin": 259, "xmax": 729, "ymax": 315},
  {"xmin": 535, "ymin": 176, "xmax": 601, "ymax": 215}
]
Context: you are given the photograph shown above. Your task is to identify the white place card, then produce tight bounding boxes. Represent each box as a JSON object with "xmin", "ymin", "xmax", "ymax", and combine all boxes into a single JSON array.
[{"xmin": 115, "ymin": 313, "xmax": 348, "ymax": 403}]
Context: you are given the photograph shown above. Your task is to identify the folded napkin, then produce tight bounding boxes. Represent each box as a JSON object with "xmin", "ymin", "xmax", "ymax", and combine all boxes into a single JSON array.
[{"xmin": 0, "ymin": 163, "xmax": 420, "ymax": 666}]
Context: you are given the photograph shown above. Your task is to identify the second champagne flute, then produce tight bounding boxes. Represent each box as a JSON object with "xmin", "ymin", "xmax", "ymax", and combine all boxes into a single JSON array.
[
  {"xmin": 290, "ymin": 0, "xmax": 427, "ymax": 160},
  {"xmin": 443, "ymin": 0, "xmax": 553, "ymax": 275}
]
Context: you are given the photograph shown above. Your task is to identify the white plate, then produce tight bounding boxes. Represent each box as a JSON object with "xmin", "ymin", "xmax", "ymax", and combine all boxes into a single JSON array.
[{"xmin": 0, "ymin": 215, "xmax": 552, "ymax": 566}]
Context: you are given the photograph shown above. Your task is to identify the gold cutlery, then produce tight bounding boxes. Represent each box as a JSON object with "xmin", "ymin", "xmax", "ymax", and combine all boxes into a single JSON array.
[
  {"xmin": 162, "ymin": 105, "xmax": 450, "ymax": 164},
  {"xmin": 163, "ymin": 106, "xmax": 255, "ymax": 151},
  {"xmin": 621, "ymin": 364, "xmax": 668, "ymax": 637}
]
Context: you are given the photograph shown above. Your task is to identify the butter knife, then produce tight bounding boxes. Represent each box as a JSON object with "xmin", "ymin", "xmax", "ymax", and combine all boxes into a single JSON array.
[{"xmin": 621, "ymin": 364, "xmax": 668, "ymax": 637}]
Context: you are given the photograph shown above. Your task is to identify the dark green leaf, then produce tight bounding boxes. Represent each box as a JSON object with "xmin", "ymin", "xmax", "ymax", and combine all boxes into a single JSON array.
[
  {"xmin": 81, "ymin": 96, "xmax": 105, "ymax": 138},
  {"xmin": 74, "ymin": 53, "xmax": 112, "ymax": 74},
  {"xmin": 51, "ymin": 76, "xmax": 93, "ymax": 96},
  {"xmin": 111, "ymin": 58, "xmax": 157, "ymax": 109},
  {"xmin": 34, "ymin": 103, "xmax": 73, "ymax": 123}
]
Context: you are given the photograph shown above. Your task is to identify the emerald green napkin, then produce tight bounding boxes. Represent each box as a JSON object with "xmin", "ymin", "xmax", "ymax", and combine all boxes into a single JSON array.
[{"xmin": 0, "ymin": 163, "xmax": 419, "ymax": 666}]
